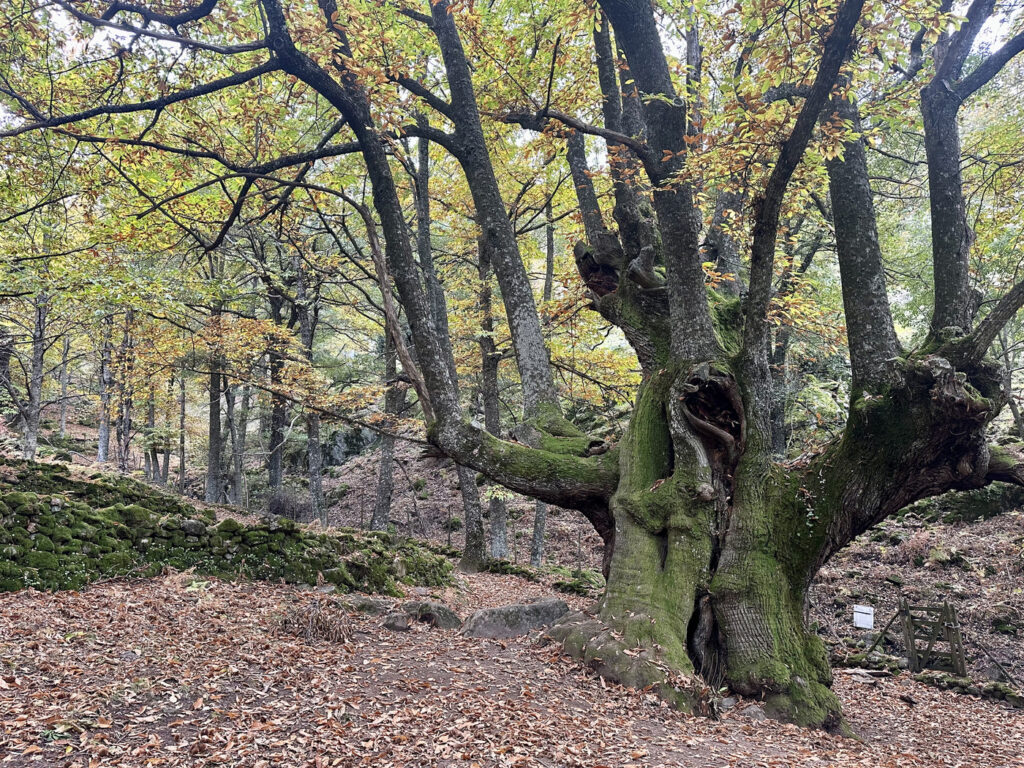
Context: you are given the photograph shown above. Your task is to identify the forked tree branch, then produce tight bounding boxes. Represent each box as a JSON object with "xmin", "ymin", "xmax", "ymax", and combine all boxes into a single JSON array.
[{"xmin": 743, "ymin": 0, "xmax": 865, "ymax": 354}]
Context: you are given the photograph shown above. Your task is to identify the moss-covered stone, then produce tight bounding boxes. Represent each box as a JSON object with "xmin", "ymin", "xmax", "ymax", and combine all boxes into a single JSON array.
[{"xmin": 23, "ymin": 550, "xmax": 59, "ymax": 570}]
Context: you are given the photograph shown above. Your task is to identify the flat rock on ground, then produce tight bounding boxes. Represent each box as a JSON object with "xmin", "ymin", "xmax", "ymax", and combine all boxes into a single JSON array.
[{"xmin": 462, "ymin": 598, "xmax": 569, "ymax": 639}]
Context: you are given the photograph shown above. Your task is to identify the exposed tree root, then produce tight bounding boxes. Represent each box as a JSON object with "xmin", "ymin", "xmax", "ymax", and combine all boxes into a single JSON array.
[{"xmin": 543, "ymin": 611, "xmax": 720, "ymax": 717}]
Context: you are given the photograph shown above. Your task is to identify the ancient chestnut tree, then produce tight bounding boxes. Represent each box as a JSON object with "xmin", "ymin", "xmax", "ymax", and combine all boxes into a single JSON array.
[{"xmin": 3, "ymin": 0, "xmax": 1024, "ymax": 729}]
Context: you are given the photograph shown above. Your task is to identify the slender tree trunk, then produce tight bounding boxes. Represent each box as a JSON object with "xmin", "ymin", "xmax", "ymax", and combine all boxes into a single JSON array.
[
  {"xmin": 178, "ymin": 371, "xmax": 187, "ymax": 493},
  {"xmin": 97, "ymin": 316, "xmax": 113, "ymax": 463},
  {"xmin": 161, "ymin": 375, "xmax": 173, "ymax": 484},
  {"xmin": 145, "ymin": 385, "xmax": 161, "ymax": 482},
  {"xmin": 292, "ymin": 251, "xmax": 326, "ymax": 525},
  {"xmin": 114, "ymin": 310, "xmax": 134, "ymax": 472},
  {"xmin": 529, "ymin": 209, "xmax": 558, "ymax": 564},
  {"xmin": 542, "ymin": 201, "xmax": 556, "ymax": 304},
  {"xmin": 225, "ymin": 384, "xmax": 249, "ymax": 505},
  {"xmin": 225, "ymin": 385, "xmax": 241, "ymax": 504},
  {"xmin": 0, "ymin": 327, "xmax": 14, "ymax": 418},
  {"xmin": 478, "ymin": 241, "xmax": 508, "ymax": 559},
  {"xmin": 205, "ymin": 361, "xmax": 222, "ymax": 503},
  {"xmin": 529, "ymin": 499, "xmax": 547, "ymax": 567},
  {"xmin": 267, "ymin": 356, "xmax": 286, "ymax": 490},
  {"xmin": 371, "ymin": 328, "xmax": 403, "ymax": 530},
  {"xmin": 411, "ymin": 125, "xmax": 487, "ymax": 565},
  {"xmin": 58, "ymin": 335, "xmax": 70, "ymax": 439},
  {"xmin": 999, "ymin": 331, "xmax": 1024, "ymax": 437},
  {"xmin": 457, "ymin": 463, "xmax": 487, "ymax": 572},
  {"xmin": 22, "ymin": 294, "xmax": 48, "ymax": 461}
]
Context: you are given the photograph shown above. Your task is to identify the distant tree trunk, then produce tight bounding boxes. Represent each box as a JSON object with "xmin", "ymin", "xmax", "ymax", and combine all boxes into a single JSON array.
[
  {"xmin": 58, "ymin": 335, "xmax": 70, "ymax": 439},
  {"xmin": 999, "ymin": 331, "xmax": 1024, "ymax": 437},
  {"xmin": 530, "ymin": 499, "xmax": 547, "ymax": 567},
  {"xmin": 22, "ymin": 294, "xmax": 49, "ymax": 461},
  {"xmin": 225, "ymin": 385, "xmax": 241, "ymax": 504},
  {"xmin": 267, "ymin": 364, "xmax": 286, "ymax": 489},
  {"xmin": 542, "ymin": 201, "xmax": 556, "ymax": 304},
  {"xmin": 293, "ymin": 251, "xmax": 326, "ymax": 525},
  {"xmin": 142, "ymin": 386, "xmax": 151, "ymax": 478},
  {"xmin": 145, "ymin": 385, "xmax": 160, "ymax": 482},
  {"xmin": 114, "ymin": 310, "xmax": 134, "ymax": 472},
  {"xmin": 0, "ymin": 327, "xmax": 14, "ymax": 417},
  {"xmin": 371, "ymin": 328, "xmax": 399, "ymax": 531},
  {"xmin": 529, "ymin": 209, "xmax": 558, "ymax": 565},
  {"xmin": 205, "ymin": 361, "xmax": 222, "ymax": 503},
  {"xmin": 97, "ymin": 316, "xmax": 113, "ymax": 463},
  {"xmin": 413, "ymin": 127, "xmax": 486, "ymax": 566},
  {"xmin": 478, "ymin": 242, "xmax": 508, "ymax": 559},
  {"xmin": 178, "ymin": 371, "xmax": 187, "ymax": 493},
  {"xmin": 161, "ymin": 375, "xmax": 173, "ymax": 484},
  {"xmin": 225, "ymin": 384, "xmax": 249, "ymax": 505}
]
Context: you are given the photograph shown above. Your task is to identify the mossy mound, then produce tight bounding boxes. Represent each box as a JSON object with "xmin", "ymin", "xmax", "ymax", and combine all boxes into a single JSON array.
[
  {"xmin": 906, "ymin": 483, "xmax": 1024, "ymax": 524},
  {"xmin": 551, "ymin": 566, "xmax": 605, "ymax": 597},
  {"xmin": 0, "ymin": 458, "xmax": 451, "ymax": 595},
  {"xmin": 484, "ymin": 559, "xmax": 539, "ymax": 581},
  {"xmin": 0, "ymin": 457, "xmax": 197, "ymax": 518}
]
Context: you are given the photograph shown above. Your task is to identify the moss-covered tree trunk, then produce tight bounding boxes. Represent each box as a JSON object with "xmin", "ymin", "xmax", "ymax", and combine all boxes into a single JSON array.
[{"xmin": 581, "ymin": 348, "xmax": 1010, "ymax": 729}]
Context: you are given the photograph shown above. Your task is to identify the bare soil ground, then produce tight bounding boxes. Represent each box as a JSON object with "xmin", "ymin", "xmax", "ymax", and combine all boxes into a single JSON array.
[{"xmin": 2, "ymin": 573, "xmax": 1023, "ymax": 768}]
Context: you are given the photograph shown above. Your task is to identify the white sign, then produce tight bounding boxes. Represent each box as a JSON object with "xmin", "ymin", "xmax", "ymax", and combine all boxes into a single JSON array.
[{"xmin": 853, "ymin": 605, "xmax": 874, "ymax": 630}]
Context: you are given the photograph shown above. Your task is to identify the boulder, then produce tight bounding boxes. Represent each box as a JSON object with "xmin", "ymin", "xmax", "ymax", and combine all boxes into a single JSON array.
[
  {"xmin": 349, "ymin": 596, "xmax": 393, "ymax": 615},
  {"xmin": 383, "ymin": 612, "xmax": 412, "ymax": 631},
  {"xmin": 401, "ymin": 600, "xmax": 462, "ymax": 629},
  {"xmin": 737, "ymin": 704, "xmax": 767, "ymax": 722},
  {"xmin": 180, "ymin": 518, "xmax": 207, "ymax": 537},
  {"xmin": 462, "ymin": 598, "xmax": 568, "ymax": 639}
]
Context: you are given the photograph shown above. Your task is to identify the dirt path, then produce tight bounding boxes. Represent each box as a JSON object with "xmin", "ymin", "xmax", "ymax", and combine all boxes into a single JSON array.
[{"xmin": 2, "ymin": 574, "xmax": 1022, "ymax": 767}]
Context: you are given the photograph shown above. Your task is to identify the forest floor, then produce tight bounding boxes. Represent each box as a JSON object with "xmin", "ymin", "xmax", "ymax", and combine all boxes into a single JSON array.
[{"xmin": 2, "ymin": 570, "xmax": 1023, "ymax": 768}]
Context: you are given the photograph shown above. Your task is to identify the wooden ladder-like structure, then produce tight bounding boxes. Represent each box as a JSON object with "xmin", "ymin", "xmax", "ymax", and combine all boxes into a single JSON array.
[{"xmin": 900, "ymin": 599, "xmax": 967, "ymax": 676}]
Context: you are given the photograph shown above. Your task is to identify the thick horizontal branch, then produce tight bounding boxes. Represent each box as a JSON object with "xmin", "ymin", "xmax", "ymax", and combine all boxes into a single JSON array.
[
  {"xmin": 0, "ymin": 59, "xmax": 280, "ymax": 139},
  {"xmin": 434, "ymin": 421, "xmax": 619, "ymax": 516}
]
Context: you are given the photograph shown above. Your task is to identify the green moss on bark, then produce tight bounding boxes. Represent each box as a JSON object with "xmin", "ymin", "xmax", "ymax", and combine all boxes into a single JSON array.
[{"xmin": 597, "ymin": 368, "xmax": 715, "ymax": 671}]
